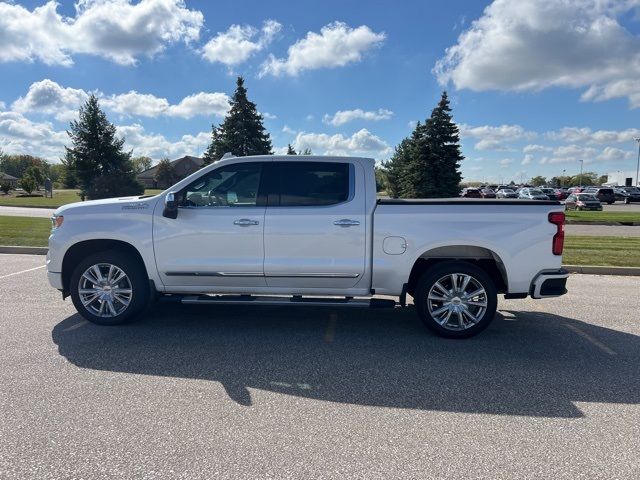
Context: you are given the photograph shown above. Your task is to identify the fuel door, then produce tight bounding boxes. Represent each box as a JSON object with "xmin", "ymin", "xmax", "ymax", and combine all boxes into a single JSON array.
[{"xmin": 383, "ymin": 236, "xmax": 407, "ymax": 255}]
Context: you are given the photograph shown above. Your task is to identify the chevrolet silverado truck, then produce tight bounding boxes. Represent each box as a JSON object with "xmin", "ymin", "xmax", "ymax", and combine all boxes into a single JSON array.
[{"xmin": 47, "ymin": 155, "xmax": 568, "ymax": 338}]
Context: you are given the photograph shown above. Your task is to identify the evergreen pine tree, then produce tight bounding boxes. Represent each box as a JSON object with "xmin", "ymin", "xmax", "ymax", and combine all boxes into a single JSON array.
[
  {"xmin": 203, "ymin": 77, "xmax": 272, "ymax": 164},
  {"xmin": 404, "ymin": 92, "xmax": 463, "ymax": 198},
  {"xmin": 286, "ymin": 144, "xmax": 297, "ymax": 155},
  {"xmin": 65, "ymin": 94, "xmax": 142, "ymax": 199},
  {"xmin": 383, "ymin": 133, "xmax": 417, "ymax": 198}
]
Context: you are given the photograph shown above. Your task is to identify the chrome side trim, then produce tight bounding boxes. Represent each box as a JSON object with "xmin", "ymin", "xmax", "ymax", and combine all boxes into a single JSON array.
[
  {"xmin": 165, "ymin": 272, "xmax": 361, "ymax": 279},
  {"xmin": 266, "ymin": 273, "xmax": 361, "ymax": 278},
  {"xmin": 165, "ymin": 272, "xmax": 264, "ymax": 277}
]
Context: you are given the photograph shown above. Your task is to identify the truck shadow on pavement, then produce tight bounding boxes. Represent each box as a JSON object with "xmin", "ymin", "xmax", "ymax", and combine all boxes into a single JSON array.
[{"xmin": 52, "ymin": 303, "xmax": 640, "ymax": 418}]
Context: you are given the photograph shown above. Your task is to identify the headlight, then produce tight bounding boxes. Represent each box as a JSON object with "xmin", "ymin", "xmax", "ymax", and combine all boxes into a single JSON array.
[{"xmin": 51, "ymin": 214, "xmax": 64, "ymax": 230}]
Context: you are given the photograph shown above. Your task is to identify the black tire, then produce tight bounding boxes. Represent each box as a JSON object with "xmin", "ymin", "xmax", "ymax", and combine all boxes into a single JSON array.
[
  {"xmin": 70, "ymin": 250, "xmax": 150, "ymax": 325},
  {"xmin": 414, "ymin": 261, "xmax": 498, "ymax": 339},
  {"xmin": 625, "ymin": 198, "xmax": 630, "ymax": 204}
]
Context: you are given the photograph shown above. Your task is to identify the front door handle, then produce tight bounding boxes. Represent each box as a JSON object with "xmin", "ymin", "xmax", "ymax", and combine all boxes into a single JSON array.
[
  {"xmin": 234, "ymin": 218, "xmax": 259, "ymax": 226},
  {"xmin": 334, "ymin": 219, "xmax": 360, "ymax": 227}
]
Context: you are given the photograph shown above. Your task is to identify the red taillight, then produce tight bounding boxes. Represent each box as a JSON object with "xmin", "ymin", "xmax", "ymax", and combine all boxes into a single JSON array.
[{"xmin": 548, "ymin": 212, "xmax": 565, "ymax": 255}]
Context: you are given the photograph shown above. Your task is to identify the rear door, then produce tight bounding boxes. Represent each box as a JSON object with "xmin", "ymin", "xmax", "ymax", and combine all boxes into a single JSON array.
[{"xmin": 263, "ymin": 160, "xmax": 366, "ymax": 289}]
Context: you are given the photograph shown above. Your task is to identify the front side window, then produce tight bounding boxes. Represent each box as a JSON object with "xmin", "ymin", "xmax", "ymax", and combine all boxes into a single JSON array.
[
  {"xmin": 181, "ymin": 162, "xmax": 263, "ymax": 207},
  {"xmin": 276, "ymin": 162, "xmax": 350, "ymax": 207}
]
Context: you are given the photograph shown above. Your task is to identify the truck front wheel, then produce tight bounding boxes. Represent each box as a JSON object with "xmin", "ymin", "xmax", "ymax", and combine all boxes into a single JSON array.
[
  {"xmin": 70, "ymin": 250, "xmax": 150, "ymax": 325},
  {"xmin": 414, "ymin": 261, "xmax": 498, "ymax": 338}
]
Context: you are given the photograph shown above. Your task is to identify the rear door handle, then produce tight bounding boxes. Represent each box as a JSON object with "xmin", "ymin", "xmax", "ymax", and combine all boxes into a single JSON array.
[
  {"xmin": 334, "ymin": 219, "xmax": 360, "ymax": 227},
  {"xmin": 234, "ymin": 218, "xmax": 259, "ymax": 226}
]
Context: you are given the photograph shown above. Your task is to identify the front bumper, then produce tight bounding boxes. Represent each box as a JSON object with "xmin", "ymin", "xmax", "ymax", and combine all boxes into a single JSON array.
[
  {"xmin": 530, "ymin": 269, "xmax": 569, "ymax": 299},
  {"xmin": 47, "ymin": 270, "xmax": 63, "ymax": 290}
]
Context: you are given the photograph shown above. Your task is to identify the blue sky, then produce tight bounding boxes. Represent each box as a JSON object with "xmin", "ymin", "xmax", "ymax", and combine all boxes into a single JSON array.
[{"xmin": 0, "ymin": 0, "xmax": 639, "ymax": 183}]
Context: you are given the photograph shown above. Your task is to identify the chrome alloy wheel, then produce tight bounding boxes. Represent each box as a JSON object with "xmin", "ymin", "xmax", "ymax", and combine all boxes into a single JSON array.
[
  {"xmin": 78, "ymin": 263, "xmax": 133, "ymax": 318},
  {"xmin": 427, "ymin": 273, "xmax": 488, "ymax": 331}
]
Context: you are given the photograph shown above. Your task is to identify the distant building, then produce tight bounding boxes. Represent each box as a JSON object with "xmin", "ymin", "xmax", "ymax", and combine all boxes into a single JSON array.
[
  {"xmin": 605, "ymin": 170, "xmax": 639, "ymax": 187},
  {"xmin": 137, "ymin": 156, "xmax": 205, "ymax": 189},
  {"xmin": 0, "ymin": 171, "xmax": 19, "ymax": 187}
]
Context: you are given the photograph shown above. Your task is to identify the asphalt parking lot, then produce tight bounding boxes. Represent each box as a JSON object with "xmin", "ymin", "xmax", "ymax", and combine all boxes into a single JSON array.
[{"xmin": 1, "ymin": 254, "xmax": 639, "ymax": 479}]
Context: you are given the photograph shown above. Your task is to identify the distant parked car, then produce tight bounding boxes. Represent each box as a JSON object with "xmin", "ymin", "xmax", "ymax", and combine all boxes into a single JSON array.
[
  {"xmin": 461, "ymin": 188, "xmax": 482, "ymax": 198},
  {"xmin": 619, "ymin": 187, "xmax": 640, "ymax": 204},
  {"xmin": 565, "ymin": 193, "xmax": 603, "ymax": 211},
  {"xmin": 553, "ymin": 188, "xmax": 568, "ymax": 200},
  {"xmin": 539, "ymin": 187, "xmax": 557, "ymax": 200},
  {"xmin": 480, "ymin": 188, "xmax": 496, "ymax": 199},
  {"xmin": 613, "ymin": 188, "xmax": 628, "ymax": 202},
  {"xmin": 582, "ymin": 187, "xmax": 615, "ymax": 205},
  {"xmin": 568, "ymin": 186, "xmax": 585, "ymax": 194},
  {"xmin": 496, "ymin": 188, "xmax": 518, "ymax": 199},
  {"xmin": 519, "ymin": 188, "xmax": 550, "ymax": 200}
]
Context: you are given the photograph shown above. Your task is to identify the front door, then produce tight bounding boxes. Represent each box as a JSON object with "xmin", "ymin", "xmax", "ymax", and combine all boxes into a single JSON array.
[
  {"xmin": 263, "ymin": 161, "xmax": 366, "ymax": 289},
  {"xmin": 153, "ymin": 161, "xmax": 267, "ymax": 289}
]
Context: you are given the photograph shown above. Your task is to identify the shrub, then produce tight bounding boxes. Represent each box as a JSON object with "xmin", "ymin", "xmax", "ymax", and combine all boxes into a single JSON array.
[
  {"xmin": 85, "ymin": 173, "xmax": 145, "ymax": 200},
  {"xmin": 0, "ymin": 182, "xmax": 11, "ymax": 194},
  {"xmin": 19, "ymin": 175, "xmax": 37, "ymax": 195}
]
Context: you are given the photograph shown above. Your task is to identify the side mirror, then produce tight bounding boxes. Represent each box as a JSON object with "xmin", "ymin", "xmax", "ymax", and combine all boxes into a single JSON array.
[{"xmin": 163, "ymin": 192, "xmax": 178, "ymax": 219}]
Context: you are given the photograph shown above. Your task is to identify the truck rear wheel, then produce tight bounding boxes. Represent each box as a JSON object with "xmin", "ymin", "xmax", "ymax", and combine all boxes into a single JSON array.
[
  {"xmin": 414, "ymin": 261, "xmax": 498, "ymax": 338},
  {"xmin": 70, "ymin": 250, "xmax": 150, "ymax": 325}
]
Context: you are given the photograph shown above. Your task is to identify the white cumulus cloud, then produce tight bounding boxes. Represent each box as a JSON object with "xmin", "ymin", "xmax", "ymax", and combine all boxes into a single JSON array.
[
  {"xmin": 117, "ymin": 123, "xmax": 210, "ymax": 159},
  {"xmin": 202, "ymin": 20, "xmax": 281, "ymax": 66},
  {"xmin": 12, "ymin": 79, "xmax": 89, "ymax": 122},
  {"xmin": 547, "ymin": 126, "xmax": 640, "ymax": 144},
  {"xmin": 323, "ymin": 108, "xmax": 394, "ymax": 126},
  {"xmin": 293, "ymin": 128, "xmax": 392, "ymax": 159},
  {"xmin": 260, "ymin": 22, "xmax": 385, "ymax": 77},
  {"xmin": 434, "ymin": 0, "xmax": 640, "ymax": 108},
  {"xmin": 0, "ymin": 110, "xmax": 67, "ymax": 159},
  {"xmin": 459, "ymin": 123, "xmax": 536, "ymax": 151},
  {"xmin": 13, "ymin": 80, "xmax": 230, "ymax": 120},
  {"xmin": 165, "ymin": 92, "xmax": 230, "ymax": 119},
  {"xmin": 0, "ymin": 0, "xmax": 204, "ymax": 66}
]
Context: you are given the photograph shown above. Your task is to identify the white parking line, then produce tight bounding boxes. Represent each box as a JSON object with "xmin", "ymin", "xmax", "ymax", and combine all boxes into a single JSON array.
[
  {"xmin": 0, "ymin": 265, "xmax": 45, "ymax": 280},
  {"xmin": 565, "ymin": 323, "xmax": 617, "ymax": 356}
]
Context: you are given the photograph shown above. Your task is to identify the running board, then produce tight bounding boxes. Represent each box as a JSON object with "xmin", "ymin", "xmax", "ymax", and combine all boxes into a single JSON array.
[{"xmin": 180, "ymin": 295, "xmax": 396, "ymax": 309}]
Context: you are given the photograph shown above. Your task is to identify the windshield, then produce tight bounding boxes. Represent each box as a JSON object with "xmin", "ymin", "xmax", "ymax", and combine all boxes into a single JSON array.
[
  {"xmin": 529, "ymin": 189, "xmax": 544, "ymax": 195},
  {"xmin": 501, "ymin": 189, "xmax": 514, "ymax": 193},
  {"xmin": 540, "ymin": 188, "xmax": 554, "ymax": 193},
  {"xmin": 577, "ymin": 194, "xmax": 598, "ymax": 201}
]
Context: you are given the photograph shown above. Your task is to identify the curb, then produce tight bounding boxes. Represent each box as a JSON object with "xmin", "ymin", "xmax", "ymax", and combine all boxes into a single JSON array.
[
  {"xmin": 0, "ymin": 246, "xmax": 48, "ymax": 255},
  {"xmin": 0, "ymin": 204, "xmax": 58, "ymax": 210},
  {"xmin": 563, "ymin": 265, "xmax": 640, "ymax": 276},
  {"xmin": 566, "ymin": 220, "xmax": 640, "ymax": 226}
]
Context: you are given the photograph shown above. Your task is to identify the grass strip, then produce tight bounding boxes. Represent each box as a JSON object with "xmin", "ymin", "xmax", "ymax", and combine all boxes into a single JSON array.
[
  {"xmin": 0, "ymin": 189, "xmax": 163, "ymax": 208},
  {"xmin": 565, "ymin": 210, "xmax": 640, "ymax": 224},
  {"xmin": 0, "ymin": 216, "xmax": 51, "ymax": 247}
]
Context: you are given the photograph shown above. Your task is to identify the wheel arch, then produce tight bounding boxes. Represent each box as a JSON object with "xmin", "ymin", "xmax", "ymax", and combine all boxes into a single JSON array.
[
  {"xmin": 61, "ymin": 239, "xmax": 148, "ymax": 295},
  {"xmin": 406, "ymin": 245, "xmax": 508, "ymax": 297}
]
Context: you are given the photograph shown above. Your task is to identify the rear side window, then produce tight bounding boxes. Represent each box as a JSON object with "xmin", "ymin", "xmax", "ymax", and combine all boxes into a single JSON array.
[{"xmin": 275, "ymin": 162, "xmax": 350, "ymax": 207}]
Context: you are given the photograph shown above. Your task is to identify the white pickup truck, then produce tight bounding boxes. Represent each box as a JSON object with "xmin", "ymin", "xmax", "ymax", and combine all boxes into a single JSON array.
[{"xmin": 47, "ymin": 155, "xmax": 568, "ymax": 338}]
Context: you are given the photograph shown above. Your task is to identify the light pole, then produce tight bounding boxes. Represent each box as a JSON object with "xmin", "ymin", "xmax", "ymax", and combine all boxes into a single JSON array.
[
  {"xmin": 634, "ymin": 138, "xmax": 640, "ymax": 187},
  {"xmin": 578, "ymin": 159, "xmax": 584, "ymax": 188},
  {"xmin": 562, "ymin": 169, "xmax": 566, "ymax": 188}
]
